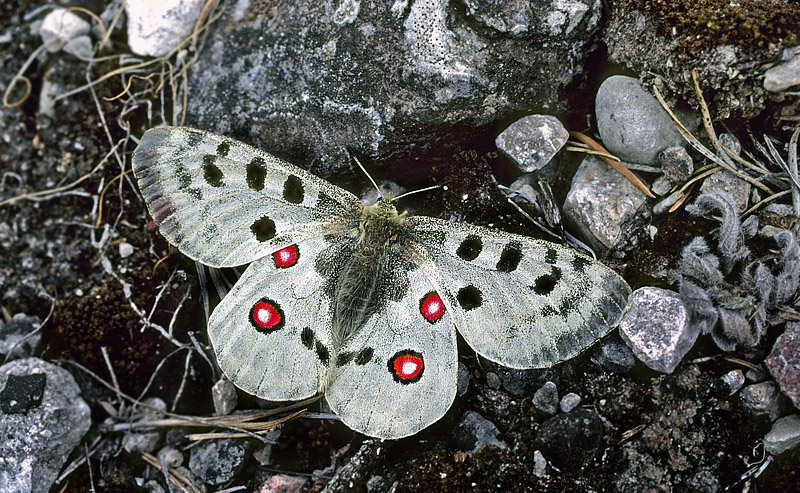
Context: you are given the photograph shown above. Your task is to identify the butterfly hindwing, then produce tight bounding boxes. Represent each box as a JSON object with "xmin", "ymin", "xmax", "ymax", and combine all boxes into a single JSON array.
[
  {"xmin": 324, "ymin": 261, "xmax": 458, "ymax": 439},
  {"xmin": 208, "ymin": 234, "xmax": 354, "ymax": 400},
  {"xmin": 132, "ymin": 127, "xmax": 362, "ymax": 267},
  {"xmin": 407, "ymin": 216, "xmax": 632, "ymax": 369}
]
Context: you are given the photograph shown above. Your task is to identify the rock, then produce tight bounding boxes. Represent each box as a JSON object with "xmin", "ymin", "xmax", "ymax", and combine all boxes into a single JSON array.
[
  {"xmin": 618, "ymin": 287, "xmax": 697, "ymax": 374},
  {"xmin": 320, "ymin": 439, "xmax": 384, "ymax": 491},
  {"xmin": 452, "ymin": 410, "xmax": 507, "ymax": 456},
  {"xmin": 0, "ymin": 313, "xmax": 41, "ymax": 360},
  {"xmin": 760, "ymin": 203, "xmax": 797, "ymax": 230},
  {"xmin": 651, "ymin": 175, "xmax": 672, "ymax": 196},
  {"xmin": 658, "ymin": 146, "xmax": 693, "ymax": 184},
  {"xmin": 560, "ymin": 392, "xmax": 581, "ymax": 413},
  {"xmin": 534, "ymin": 408, "xmax": 603, "ymax": 471},
  {"xmin": 485, "ymin": 372, "xmax": 501, "ymax": 390},
  {"xmin": 0, "ymin": 358, "xmax": 91, "ymax": 492},
  {"xmin": 763, "ymin": 414, "xmax": 800, "ymax": 455},
  {"xmin": 258, "ymin": 473, "xmax": 308, "ymax": 493},
  {"xmin": 721, "ymin": 370, "xmax": 745, "ymax": 395},
  {"xmin": 563, "ymin": 155, "xmax": 651, "ymax": 253},
  {"xmin": 39, "ymin": 8, "xmax": 90, "ymax": 53},
  {"xmin": 699, "ymin": 170, "xmax": 750, "ymax": 214},
  {"xmin": 595, "ymin": 75, "xmax": 686, "ymax": 164},
  {"xmin": 740, "ymin": 382, "xmax": 784, "ymax": 421},
  {"xmin": 118, "ymin": 242, "xmax": 134, "ymax": 259},
  {"xmin": 764, "ymin": 54, "xmax": 800, "ymax": 92},
  {"xmin": 253, "ymin": 429, "xmax": 281, "ymax": 466},
  {"xmin": 718, "ymin": 133, "xmax": 741, "ymax": 157},
  {"xmin": 489, "ymin": 364, "xmax": 558, "ymax": 398},
  {"xmin": 532, "ymin": 449, "xmax": 547, "ymax": 478},
  {"xmin": 157, "ymin": 446, "xmax": 184, "ymax": 468},
  {"xmin": 457, "ymin": 362, "xmax": 470, "ymax": 397},
  {"xmin": 125, "ymin": 0, "xmax": 205, "ymax": 57},
  {"xmin": 188, "ymin": 438, "xmax": 254, "ymax": 485},
  {"xmin": 593, "ymin": 334, "xmax": 636, "ymax": 374},
  {"xmin": 533, "ymin": 381, "xmax": 559, "ymax": 415},
  {"xmin": 765, "ymin": 322, "xmax": 800, "ymax": 410},
  {"xmin": 495, "ymin": 115, "xmax": 569, "ymax": 172},
  {"xmin": 185, "ymin": 1, "xmax": 603, "ymax": 175},
  {"xmin": 122, "ymin": 430, "xmax": 162, "ymax": 454},
  {"xmin": 212, "ymin": 378, "xmax": 238, "ymax": 415}
]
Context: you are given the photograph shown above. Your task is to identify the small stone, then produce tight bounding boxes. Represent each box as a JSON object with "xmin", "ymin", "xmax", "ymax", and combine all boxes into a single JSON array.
[
  {"xmin": 141, "ymin": 397, "xmax": 167, "ymax": 421},
  {"xmin": 118, "ymin": 242, "xmax": 134, "ymax": 259},
  {"xmin": 0, "ymin": 313, "xmax": 42, "ymax": 361},
  {"xmin": 760, "ymin": 203, "xmax": 797, "ymax": 230},
  {"xmin": 189, "ymin": 438, "xmax": 254, "ymax": 485},
  {"xmin": 619, "ymin": 287, "xmax": 697, "ymax": 374},
  {"xmin": 212, "ymin": 378, "xmax": 238, "ymax": 415},
  {"xmin": 532, "ymin": 450, "xmax": 547, "ymax": 478},
  {"xmin": 122, "ymin": 431, "xmax": 162, "ymax": 454},
  {"xmin": 39, "ymin": 8, "xmax": 90, "ymax": 53},
  {"xmin": 452, "ymin": 411, "xmax": 507, "ymax": 456},
  {"xmin": 651, "ymin": 175, "xmax": 673, "ymax": 196},
  {"xmin": 740, "ymin": 382, "xmax": 784, "ymax": 421},
  {"xmin": 485, "ymin": 372, "xmax": 501, "ymax": 390},
  {"xmin": 721, "ymin": 370, "xmax": 745, "ymax": 395},
  {"xmin": 560, "ymin": 392, "xmax": 581, "ymax": 413},
  {"xmin": 143, "ymin": 479, "xmax": 167, "ymax": 493},
  {"xmin": 764, "ymin": 54, "xmax": 800, "ymax": 92},
  {"xmin": 495, "ymin": 115, "xmax": 569, "ymax": 172},
  {"xmin": 718, "ymin": 133, "xmax": 741, "ymax": 156},
  {"xmin": 766, "ymin": 323, "xmax": 800, "ymax": 410},
  {"xmin": 457, "ymin": 362, "xmax": 470, "ymax": 397},
  {"xmin": 63, "ymin": 35, "xmax": 93, "ymax": 60},
  {"xmin": 533, "ymin": 381, "xmax": 559, "ymax": 415},
  {"xmin": 257, "ymin": 473, "xmax": 308, "ymax": 493},
  {"xmin": 658, "ymin": 146, "xmax": 693, "ymax": 183},
  {"xmin": 593, "ymin": 335, "xmax": 636, "ymax": 374},
  {"xmin": 158, "ymin": 446, "xmax": 184, "ymax": 468},
  {"xmin": 596, "ymin": 75, "xmax": 687, "ymax": 164},
  {"xmin": 534, "ymin": 408, "xmax": 603, "ymax": 471},
  {"xmin": 563, "ymin": 155, "xmax": 651, "ymax": 253},
  {"xmin": 126, "ymin": 0, "xmax": 206, "ymax": 57},
  {"xmin": 253, "ymin": 429, "xmax": 281, "ymax": 466},
  {"xmin": 763, "ymin": 414, "xmax": 800, "ymax": 455},
  {"xmin": 699, "ymin": 170, "xmax": 750, "ymax": 214}
]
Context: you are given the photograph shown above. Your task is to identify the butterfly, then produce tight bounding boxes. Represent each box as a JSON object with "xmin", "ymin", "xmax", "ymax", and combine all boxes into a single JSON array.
[{"xmin": 132, "ymin": 127, "xmax": 632, "ymax": 439}]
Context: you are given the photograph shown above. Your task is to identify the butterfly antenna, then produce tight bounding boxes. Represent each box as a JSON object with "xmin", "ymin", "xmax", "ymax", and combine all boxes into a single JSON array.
[
  {"xmin": 392, "ymin": 183, "xmax": 443, "ymax": 202},
  {"xmin": 350, "ymin": 153, "xmax": 382, "ymax": 195}
]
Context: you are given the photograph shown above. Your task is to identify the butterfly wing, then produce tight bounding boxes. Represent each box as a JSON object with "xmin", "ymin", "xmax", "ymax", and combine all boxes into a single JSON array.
[
  {"xmin": 208, "ymin": 233, "xmax": 356, "ymax": 400},
  {"xmin": 407, "ymin": 216, "xmax": 631, "ymax": 369},
  {"xmin": 132, "ymin": 127, "xmax": 362, "ymax": 267},
  {"xmin": 324, "ymin": 259, "xmax": 458, "ymax": 439}
]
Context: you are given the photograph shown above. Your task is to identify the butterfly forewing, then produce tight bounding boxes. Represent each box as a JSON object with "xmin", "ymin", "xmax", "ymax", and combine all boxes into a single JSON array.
[
  {"xmin": 132, "ymin": 127, "xmax": 362, "ymax": 267},
  {"xmin": 208, "ymin": 234, "xmax": 354, "ymax": 400},
  {"xmin": 324, "ymin": 262, "xmax": 458, "ymax": 439},
  {"xmin": 407, "ymin": 216, "xmax": 632, "ymax": 369}
]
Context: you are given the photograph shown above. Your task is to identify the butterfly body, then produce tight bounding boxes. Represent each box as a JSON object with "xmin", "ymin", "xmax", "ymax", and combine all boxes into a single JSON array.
[{"xmin": 133, "ymin": 127, "xmax": 631, "ymax": 439}]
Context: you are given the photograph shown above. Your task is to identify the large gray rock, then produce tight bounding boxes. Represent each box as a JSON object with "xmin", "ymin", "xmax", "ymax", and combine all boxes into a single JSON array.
[
  {"xmin": 619, "ymin": 287, "xmax": 697, "ymax": 374},
  {"xmin": 0, "ymin": 358, "xmax": 91, "ymax": 493},
  {"xmin": 126, "ymin": 0, "xmax": 206, "ymax": 57},
  {"xmin": 186, "ymin": 0, "xmax": 603, "ymax": 175},
  {"xmin": 563, "ymin": 155, "xmax": 651, "ymax": 253},
  {"xmin": 764, "ymin": 54, "xmax": 800, "ymax": 92},
  {"xmin": 595, "ymin": 75, "xmax": 686, "ymax": 165},
  {"xmin": 534, "ymin": 408, "xmax": 603, "ymax": 471},
  {"xmin": 763, "ymin": 414, "xmax": 800, "ymax": 455},
  {"xmin": 495, "ymin": 114, "xmax": 569, "ymax": 172},
  {"xmin": 189, "ymin": 438, "xmax": 254, "ymax": 485},
  {"xmin": 766, "ymin": 322, "xmax": 800, "ymax": 411}
]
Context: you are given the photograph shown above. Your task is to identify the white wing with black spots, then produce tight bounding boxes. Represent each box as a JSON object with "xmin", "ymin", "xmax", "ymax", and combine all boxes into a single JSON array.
[
  {"xmin": 407, "ymin": 216, "xmax": 632, "ymax": 369},
  {"xmin": 133, "ymin": 127, "xmax": 362, "ymax": 267}
]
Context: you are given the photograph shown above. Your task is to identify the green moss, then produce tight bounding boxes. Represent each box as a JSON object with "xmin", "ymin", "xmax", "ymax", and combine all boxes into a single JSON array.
[{"xmin": 626, "ymin": 0, "xmax": 800, "ymax": 52}]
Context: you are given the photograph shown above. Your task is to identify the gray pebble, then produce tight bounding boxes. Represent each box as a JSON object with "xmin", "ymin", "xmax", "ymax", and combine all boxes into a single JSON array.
[
  {"xmin": 740, "ymin": 382, "xmax": 784, "ymax": 421},
  {"xmin": 496, "ymin": 115, "xmax": 569, "ymax": 172},
  {"xmin": 212, "ymin": 378, "xmax": 238, "ymax": 416},
  {"xmin": 452, "ymin": 410, "xmax": 507, "ymax": 456},
  {"xmin": 485, "ymin": 372, "xmax": 502, "ymax": 390},
  {"xmin": 658, "ymin": 146, "xmax": 693, "ymax": 183},
  {"xmin": 764, "ymin": 54, "xmax": 800, "ymax": 92},
  {"xmin": 457, "ymin": 362, "xmax": 470, "ymax": 397},
  {"xmin": 721, "ymin": 370, "xmax": 745, "ymax": 395},
  {"xmin": 533, "ymin": 381, "xmax": 559, "ymax": 415},
  {"xmin": 763, "ymin": 414, "xmax": 800, "ymax": 455},
  {"xmin": 560, "ymin": 393, "xmax": 581, "ymax": 413}
]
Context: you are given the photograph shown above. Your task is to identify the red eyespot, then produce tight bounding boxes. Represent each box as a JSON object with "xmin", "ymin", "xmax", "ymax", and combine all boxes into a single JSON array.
[
  {"xmin": 272, "ymin": 245, "xmax": 299, "ymax": 268},
  {"xmin": 389, "ymin": 350, "xmax": 424, "ymax": 384},
  {"xmin": 420, "ymin": 292, "xmax": 445, "ymax": 323},
  {"xmin": 250, "ymin": 298, "xmax": 285, "ymax": 332}
]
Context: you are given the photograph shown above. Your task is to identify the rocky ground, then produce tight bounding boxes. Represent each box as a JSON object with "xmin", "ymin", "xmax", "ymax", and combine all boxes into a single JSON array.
[{"xmin": 1, "ymin": 0, "xmax": 799, "ymax": 491}]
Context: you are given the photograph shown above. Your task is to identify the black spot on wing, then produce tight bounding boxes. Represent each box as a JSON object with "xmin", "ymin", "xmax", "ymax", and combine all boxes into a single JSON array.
[
  {"xmin": 301, "ymin": 327, "xmax": 314, "ymax": 350},
  {"xmin": 251, "ymin": 216, "xmax": 276, "ymax": 242},
  {"xmin": 414, "ymin": 229, "xmax": 446, "ymax": 246},
  {"xmin": 497, "ymin": 242, "xmax": 522, "ymax": 272},
  {"xmin": 573, "ymin": 255, "xmax": 591, "ymax": 274},
  {"xmin": 336, "ymin": 351, "xmax": 354, "ymax": 366},
  {"xmin": 532, "ymin": 266, "xmax": 562, "ymax": 296},
  {"xmin": 203, "ymin": 223, "xmax": 218, "ymax": 241},
  {"xmin": 317, "ymin": 192, "xmax": 341, "ymax": 213},
  {"xmin": 315, "ymin": 341, "xmax": 329, "ymax": 364},
  {"xmin": 457, "ymin": 235, "xmax": 483, "ymax": 261},
  {"xmin": 185, "ymin": 131, "xmax": 202, "ymax": 148},
  {"xmin": 203, "ymin": 155, "xmax": 224, "ymax": 187},
  {"xmin": 355, "ymin": 347, "xmax": 374, "ymax": 365},
  {"xmin": 457, "ymin": 285, "xmax": 483, "ymax": 311},
  {"xmin": 545, "ymin": 248, "xmax": 558, "ymax": 265},
  {"xmin": 541, "ymin": 305, "xmax": 558, "ymax": 317},
  {"xmin": 283, "ymin": 175, "xmax": 304, "ymax": 204},
  {"xmin": 216, "ymin": 141, "xmax": 230, "ymax": 157},
  {"xmin": 247, "ymin": 157, "xmax": 267, "ymax": 191}
]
